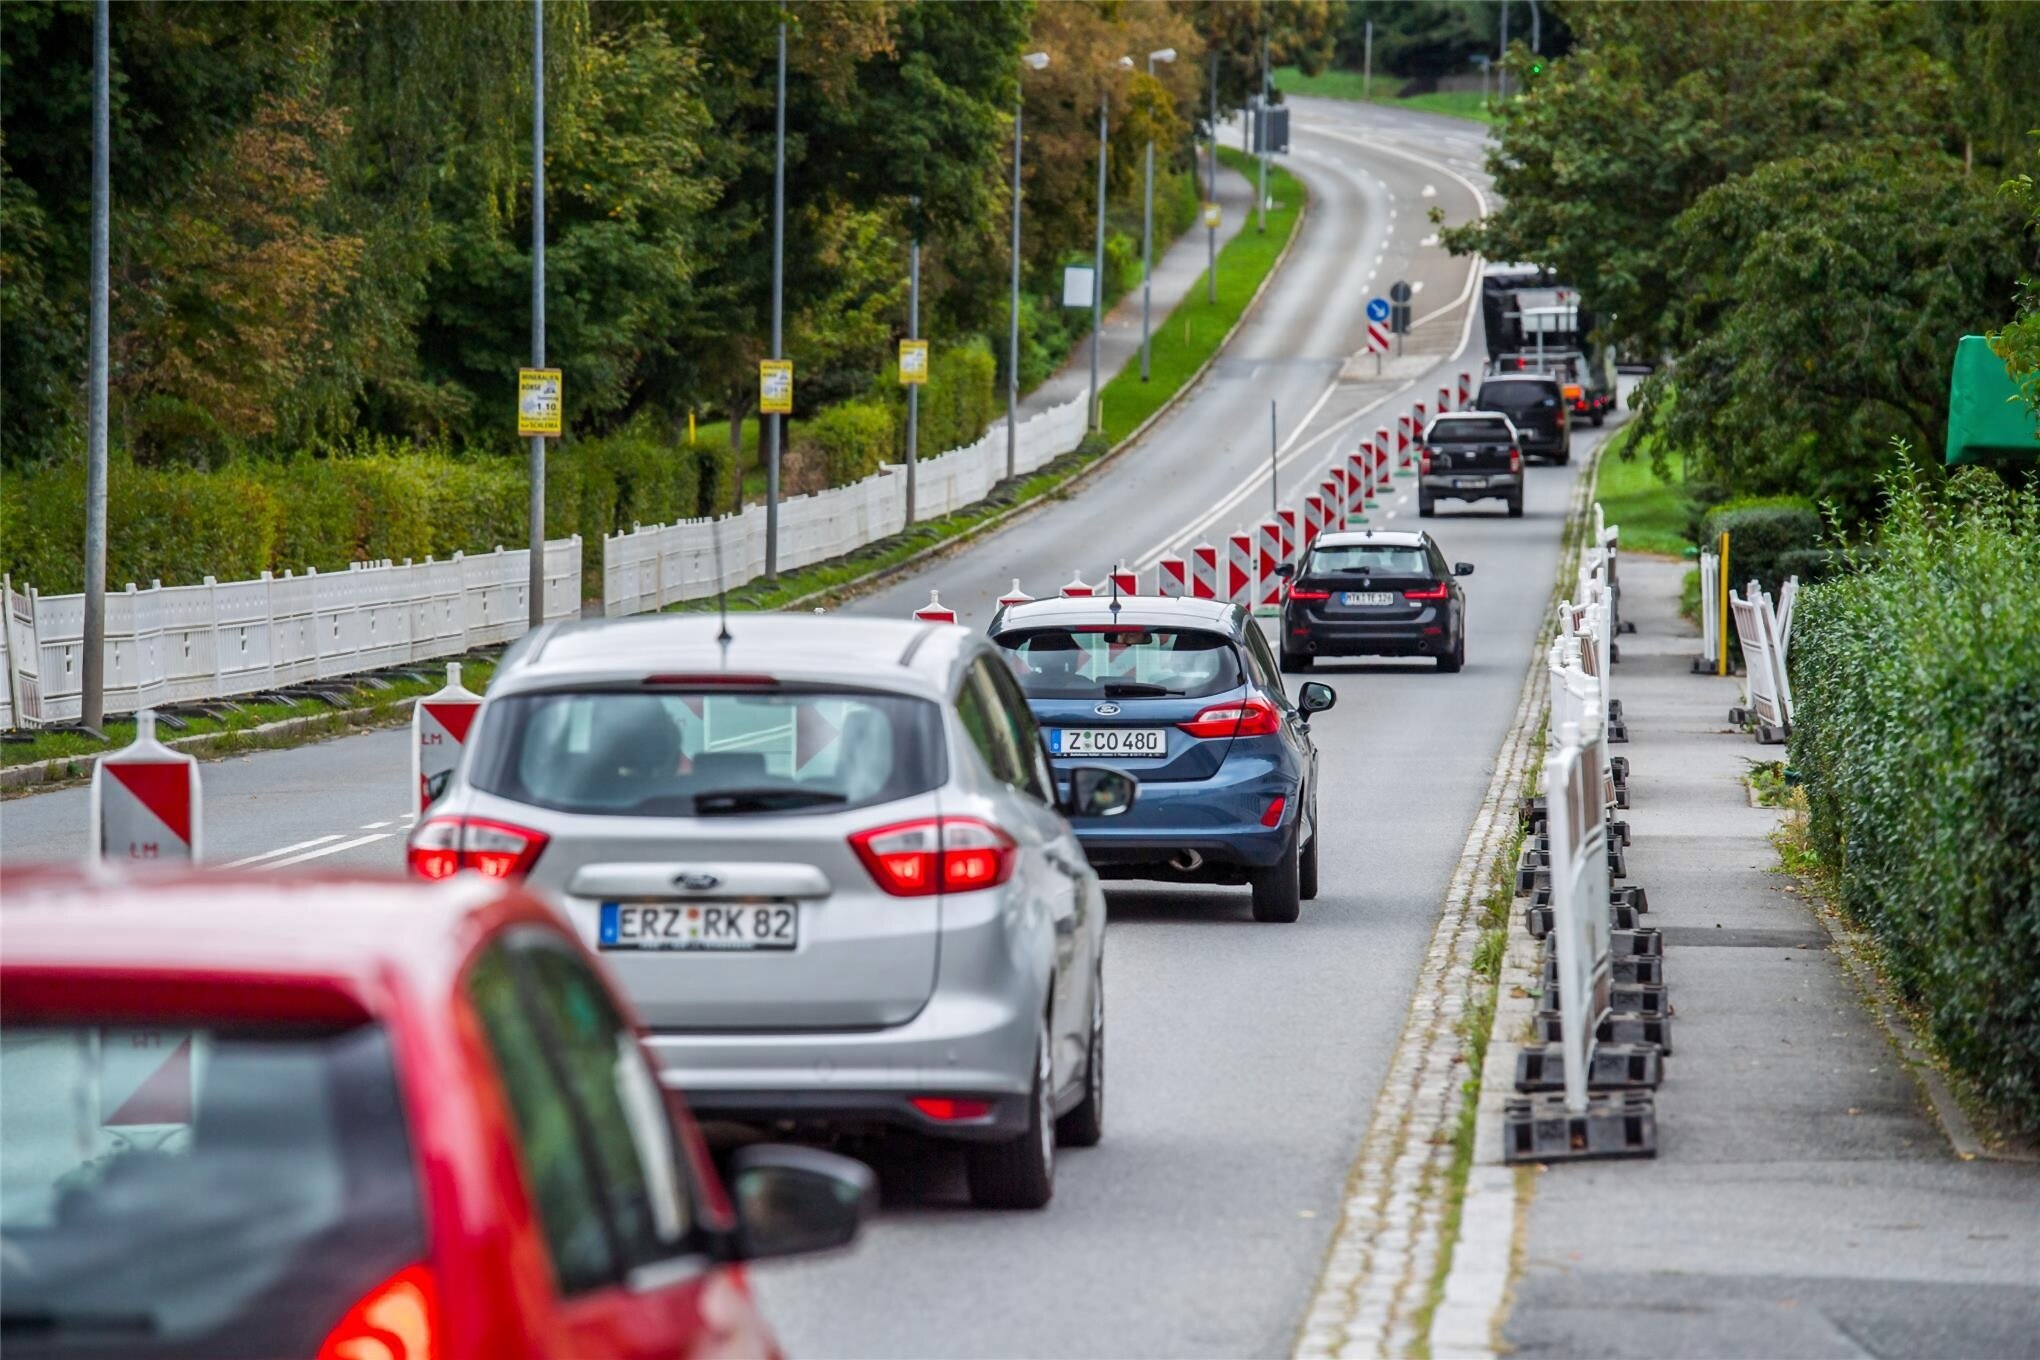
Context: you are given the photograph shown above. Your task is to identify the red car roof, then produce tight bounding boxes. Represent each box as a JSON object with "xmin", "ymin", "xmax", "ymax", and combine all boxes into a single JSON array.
[{"xmin": 0, "ymin": 865, "xmax": 563, "ymax": 1019}]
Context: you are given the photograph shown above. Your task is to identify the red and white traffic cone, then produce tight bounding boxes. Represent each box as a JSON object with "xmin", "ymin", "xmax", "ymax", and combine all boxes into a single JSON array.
[
  {"xmin": 413, "ymin": 662, "xmax": 484, "ymax": 814},
  {"xmin": 912, "ymin": 589, "xmax": 958, "ymax": 624},
  {"xmin": 90, "ymin": 709, "xmax": 203, "ymax": 865}
]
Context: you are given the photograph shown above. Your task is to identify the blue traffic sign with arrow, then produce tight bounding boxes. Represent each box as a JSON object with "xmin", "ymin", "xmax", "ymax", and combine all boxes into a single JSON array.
[{"xmin": 1366, "ymin": 297, "xmax": 1390, "ymax": 324}]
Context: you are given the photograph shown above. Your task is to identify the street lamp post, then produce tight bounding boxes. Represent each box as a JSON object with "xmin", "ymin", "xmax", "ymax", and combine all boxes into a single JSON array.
[
  {"xmin": 1090, "ymin": 57, "xmax": 1132, "ymax": 432},
  {"xmin": 1007, "ymin": 51, "xmax": 1049, "ymax": 480},
  {"xmin": 527, "ymin": 0, "xmax": 546, "ymax": 629},
  {"xmin": 81, "ymin": 0, "xmax": 109, "ymax": 733},
  {"xmin": 1206, "ymin": 50, "xmax": 1218, "ymax": 306},
  {"xmin": 765, "ymin": 22, "xmax": 786, "ymax": 580},
  {"xmin": 1139, "ymin": 47, "xmax": 1176, "ymax": 383}
]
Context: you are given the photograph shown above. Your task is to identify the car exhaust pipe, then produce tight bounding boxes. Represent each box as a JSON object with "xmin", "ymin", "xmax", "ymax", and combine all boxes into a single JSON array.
[{"xmin": 1170, "ymin": 849, "xmax": 1203, "ymax": 873}]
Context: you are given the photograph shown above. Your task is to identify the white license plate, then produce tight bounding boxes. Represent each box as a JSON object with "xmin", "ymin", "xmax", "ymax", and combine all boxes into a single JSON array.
[
  {"xmin": 600, "ymin": 902, "xmax": 797, "ymax": 952},
  {"xmin": 1050, "ymin": 727, "xmax": 1167, "ymax": 758},
  {"xmin": 1455, "ymin": 476, "xmax": 1488, "ymax": 489},
  {"xmin": 1342, "ymin": 591, "xmax": 1395, "ymax": 607}
]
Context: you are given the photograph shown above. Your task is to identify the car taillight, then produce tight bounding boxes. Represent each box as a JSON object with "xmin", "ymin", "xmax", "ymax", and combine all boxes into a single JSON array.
[
  {"xmin": 1179, "ymin": 697, "xmax": 1281, "ymax": 740},
  {"xmin": 1405, "ymin": 582, "xmax": 1450, "ymax": 601},
  {"xmin": 910, "ymin": 1096, "xmax": 995, "ymax": 1121},
  {"xmin": 849, "ymin": 817, "xmax": 1017, "ymax": 897},
  {"xmin": 1288, "ymin": 587, "xmax": 1331, "ymax": 602},
  {"xmin": 318, "ymin": 1262, "xmax": 436, "ymax": 1360},
  {"xmin": 1419, "ymin": 445, "xmax": 1433, "ymax": 474},
  {"xmin": 406, "ymin": 816, "xmax": 549, "ymax": 881},
  {"xmin": 1509, "ymin": 446, "xmax": 1523, "ymax": 473},
  {"xmin": 1261, "ymin": 795, "xmax": 1287, "ymax": 828}
]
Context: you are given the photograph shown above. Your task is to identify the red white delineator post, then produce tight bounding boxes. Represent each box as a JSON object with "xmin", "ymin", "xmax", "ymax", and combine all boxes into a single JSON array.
[
  {"xmin": 1228, "ymin": 531, "xmax": 1256, "ymax": 606},
  {"xmin": 1458, "ymin": 370, "xmax": 1472, "ymax": 408},
  {"xmin": 1323, "ymin": 475, "xmax": 1347, "ymax": 534},
  {"xmin": 1304, "ymin": 493, "xmax": 1327, "ymax": 550},
  {"xmin": 1346, "ymin": 452, "xmax": 1372, "ymax": 522},
  {"xmin": 912, "ymin": 589, "xmax": 958, "ymax": 624},
  {"xmin": 996, "ymin": 579, "xmax": 1035, "ymax": 607},
  {"xmin": 98, "ymin": 1025, "xmax": 199, "ymax": 1134},
  {"xmin": 1276, "ymin": 508, "xmax": 1299, "ymax": 564},
  {"xmin": 1439, "ymin": 384, "xmax": 1454, "ymax": 416},
  {"xmin": 1376, "ymin": 440, "xmax": 1393, "ymax": 494},
  {"xmin": 1190, "ymin": 543, "xmax": 1219, "ymax": 600},
  {"xmin": 1060, "ymin": 572, "xmax": 1096, "ymax": 598},
  {"xmin": 90, "ymin": 710, "xmax": 202, "ymax": 864},
  {"xmin": 1255, "ymin": 522, "xmax": 1282, "ymax": 607},
  {"xmin": 1414, "ymin": 400, "xmax": 1428, "ymax": 446},
  {"xmin": 413, "ymin": 662, "xmax": 484, "ymax": 814},
  {"xmin": 1109, "ymin": 564, "xmax": 1138, "ymax": 597},
  {"xmin": 1157, "ymin": 556, "xmax": 1188, "ymax": 598}
]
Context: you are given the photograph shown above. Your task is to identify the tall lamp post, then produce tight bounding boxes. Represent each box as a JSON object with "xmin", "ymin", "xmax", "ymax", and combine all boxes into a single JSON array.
[
  {"xmin": 81, "ymin": 0, "xmax": 109, "ymax": 732},
  {"xmin": 1089, "ymin": 56, "xmax": 1133, "ymax": 432},
  {"xmin": 527, "ymin": 0, "xmax": 546, "ymax": 628},
  {"xmin": 1138, "ymin": 47, "xmax": 1177, "ymax": 383},
  {"xmin": 1006, "ymin": 51, "xmax": 1050, "ymax": 480},
  {"xmin": 1206, "ymin": 50, "xmax": 1218, "ymax": 306}
]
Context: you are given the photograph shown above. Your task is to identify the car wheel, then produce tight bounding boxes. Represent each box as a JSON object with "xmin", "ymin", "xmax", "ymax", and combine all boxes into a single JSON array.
[
  {"xmin": 1590, "ymin": 413, "xmax": 1606, "ymax": 428},
  {"xmin": 1438, "ymin": 632, "xmax": 1465, "ymax": 673},
  {"xmin": 1251, "ymin": 828, "xmax": 1302, "ymax": 923},
  {"xmin": 1508, "ymin": 495, "xmax": 1524, "ymax": 518},
  {"xmin": 1418, "ymin": 495, "xmax": 1436, "ymax": 519},
  {"xmin": 1055, "ymin": 973, "xmax": 1104, "ymax": 1148},
  {"xmin": 1299, "ymin": 810, "xmax": 1320, "ymax": 902},
  {"xmin": 1556, "ymin": 447, "xmax": 1571, "ymax": 465},
  {"xmin": 968, "ymin": 1020, "xmax": 1055, "ymax": 1209},
  {"xmin": 1280, "ymin": 646, "xmax": 1313, "ymax": 672}
]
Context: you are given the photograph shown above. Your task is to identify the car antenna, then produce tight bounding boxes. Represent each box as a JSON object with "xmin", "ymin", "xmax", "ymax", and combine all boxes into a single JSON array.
[
  {"xmin": 709, "ymin": 513, "xmax": 733, "ymax": 657},
  {"xmin": 1109, "ymin": 562, "xmax": 1123, "ymax": 620}
]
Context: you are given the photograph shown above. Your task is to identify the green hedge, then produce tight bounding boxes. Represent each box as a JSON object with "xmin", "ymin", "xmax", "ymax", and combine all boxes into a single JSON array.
[
  {"xmin": 1698, "ymin": 495, "xmax": 1825, "ymax": 596},
  {"xmin": 888, "ymin": 339, "xmax": 998, "ymax": 462},
  {"xmin": 791, "ymin": 399, "xmax": 897, "ymax": 488},
  {"xmin": 1789, "ymin": 468, "xmax": 2040, "ymax": 1132}
]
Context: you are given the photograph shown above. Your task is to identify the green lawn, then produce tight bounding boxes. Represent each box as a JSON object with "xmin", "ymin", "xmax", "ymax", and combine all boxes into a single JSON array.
[
  {"xmin": 1592, "ymin": 424, "xmax": 1695, "ymax": 558},
  {"xmin": 1272, "ymin": 67, "xmax": 1496, "ymax": 125}
]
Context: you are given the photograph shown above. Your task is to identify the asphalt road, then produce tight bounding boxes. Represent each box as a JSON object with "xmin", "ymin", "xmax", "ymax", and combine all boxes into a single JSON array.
[{"xmin": 0, "ymin": 97, "xmax": 1619, "ymax": 1358}]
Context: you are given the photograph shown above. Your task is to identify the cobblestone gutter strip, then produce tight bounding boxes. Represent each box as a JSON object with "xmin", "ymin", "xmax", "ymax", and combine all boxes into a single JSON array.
[{"xmin": 1294, "ymin": 445, "xmax": 1606, "ymax": 1360}]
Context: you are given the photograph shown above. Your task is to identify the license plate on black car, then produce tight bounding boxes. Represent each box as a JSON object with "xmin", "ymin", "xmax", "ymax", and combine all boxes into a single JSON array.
[
  {"xmin": 1342, "ymin": 592, "xmax": 1394, "ymax": 607},
  {"xmin": 600, "ymin": 902, "xmax": 797, "ymax": 951}
]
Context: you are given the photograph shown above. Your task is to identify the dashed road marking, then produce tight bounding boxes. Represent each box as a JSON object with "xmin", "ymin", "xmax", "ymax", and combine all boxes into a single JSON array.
[
  {"xmin": 225, "ymin": 834, "xmax": 342, "ymax": 868},
  {"xmin": 269, "ymin": 832, "xmax": 392, "ymax": 867}
]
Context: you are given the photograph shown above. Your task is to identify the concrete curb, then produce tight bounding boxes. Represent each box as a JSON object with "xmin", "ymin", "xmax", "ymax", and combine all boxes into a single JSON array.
[{"xmin": 782, "ymin": 182, "xmax": 1311, "ymax": 614}]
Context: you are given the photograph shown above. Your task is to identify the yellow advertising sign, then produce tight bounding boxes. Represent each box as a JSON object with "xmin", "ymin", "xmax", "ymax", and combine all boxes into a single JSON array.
[
  {"xmin": 760, "ymin": 359, "xmax": 794, "ymax": 415},
  {"xmin": 518, "ymin": 368, "xmax": 563, "ymax": 437},
  {"xmin": 899, "ymin": 340, "xmax": 929, "ymax": 386},
  {"xmin": 1202, "ymin": 201, "xmax": 1222, "ymax": 229}
]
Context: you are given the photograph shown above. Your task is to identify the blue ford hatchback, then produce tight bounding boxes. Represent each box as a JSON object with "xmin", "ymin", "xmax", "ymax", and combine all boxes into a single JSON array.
[{"xmin": 988, "ymin": 597, "xmax": 1335, "ymax": 922}]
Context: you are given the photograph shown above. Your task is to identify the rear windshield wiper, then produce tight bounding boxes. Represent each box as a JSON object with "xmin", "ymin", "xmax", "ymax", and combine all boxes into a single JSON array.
[
  {"xmin": 1101, "ymin": 682, "xmax": 1181, "ymax": 697},
  {"xmin": 693, "ymin": 788, "xmax": 849, "ymax": 814}
]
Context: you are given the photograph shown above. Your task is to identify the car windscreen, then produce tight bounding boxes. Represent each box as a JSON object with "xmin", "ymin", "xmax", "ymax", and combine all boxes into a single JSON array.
[
  {"xmin": 1478, "ymin": 383, "xmax": 1556, "ymax": 412},
  {"xmin": 469, "ymin": 689, "xmax": 945, "ymax": 816},
  {"xmin": 1429, "ymin": 418, "xmax": 1513, "ymax": 443},
  {"xmin": 1305, "ymin": 545, "xmax": 1432, "ymax": 576},
  {"xmin": 0, "ymin": 1021, "xmax": 424, "ymax": 1359},
  {"xmin": 995, "ymin": 627, "xmax": 1242, "ymax": 700}
]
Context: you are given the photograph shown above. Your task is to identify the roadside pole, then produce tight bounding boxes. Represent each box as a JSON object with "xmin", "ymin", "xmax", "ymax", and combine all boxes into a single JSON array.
[
  {"xmin": 1007, "ymin": 53, "xmax": 1049, "ymax": 478},
  {"xmin": 1257, "ymin": 36, "xmax": 1269, "ymax": 235},
  {"xmin": 1270, "ymin": 401, "xmax": 1279, "ymax": 517},
  {"xmin": 1206, "ymin": 51, "xmax": 1218, "ymax": 305},
  {"xmin": 81, "ymin": 0, "xmax": 109, "ymax": 734},
  {"xmin": 1090, "ymin": 89, "xmax": 1108, "ymax": 431},
  {"xmin": 905, "ymin": 214, "xmax": 920, "ymax": 522},
  {"xmin": 527, "ymin": 0, "xmax": 546, "ymax": 629},
  {"xmin": 1140, "ymin": 48, "xmax": 1177, "ymax": 384},
  {"xmin": 765, "ymin": 22, "xmax": 786, "ymax": 580},
  {"xmin": 1363, "ymin": 20, "xmax": 1374, "ymax": 102}
]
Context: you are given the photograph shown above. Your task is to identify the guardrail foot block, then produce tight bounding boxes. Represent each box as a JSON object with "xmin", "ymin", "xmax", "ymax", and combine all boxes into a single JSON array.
[
  {"xmin": 1757, "ymin": 723, "xmax": 1788, "ymax": 745},
  {"xmin": 1502, "ymin": 1091, "xmax": 1657, "ymax": 1163},
  {"xmin": 1545, "ymin": 953, "xmax": 1662, "ymax": 987},
  {"xmin": 1514, "ymin": 1044, "xmax": 1664, "ymax": 1093},
  {"xmin": 1728, "ymin": 705, "xmax": 1750, "ymax": 725},
  {"xmin": 1524, "ymin": 904, "xmax": 1552, "ymax": 939},
  {"xmin": 1609, "ymin": 927, "xmax": 1662, "ymax": 958},
  {"xmin": 1535, "ymin": 1011, "xmax": 1674, "ymax": 1055},
  {"xmin": 1537, "ymin": 983, "xmax": 1670, "ymax": 1018}
]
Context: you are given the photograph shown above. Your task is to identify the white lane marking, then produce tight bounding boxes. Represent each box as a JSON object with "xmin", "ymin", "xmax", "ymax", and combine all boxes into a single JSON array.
[
  {"xmin": 226, "ymin": 834, "xmax": 342, "ymax": 868},
  {"xmin": 1411, "ymin": 280, "xmax": 1425, "ymax": 295},
  {"xmin": 1422, "ymin": 184, "xmax": 1438, "ymax": 198},
  {"xmin": 359, "ymin": 820, "xmax": 391, "ymax": 830},
  {"xmin": 270, "ymin": 832, "xmax": 392, "ymax": 867}
]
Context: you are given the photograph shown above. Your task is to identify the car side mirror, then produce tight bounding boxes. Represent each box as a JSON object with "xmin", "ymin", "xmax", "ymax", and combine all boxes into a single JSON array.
[
  {"xmin": 1298, "ymin": 682, "xmax": 1337, "ymax": 715},
  {"xmin": 1066, "ymin": 765, "xmax": 1138, "ymax": 818},
  {"xmin": 1274, "ymin": 562, "xmax": 1295, "ymax": 579},
  {"xmin": 727, "ymin": 1144, "xmax": 874, "ymax": 1262},
  {"xmin": 1454, "ymin": 562, "xmax": 1475, "ymax": 576}
]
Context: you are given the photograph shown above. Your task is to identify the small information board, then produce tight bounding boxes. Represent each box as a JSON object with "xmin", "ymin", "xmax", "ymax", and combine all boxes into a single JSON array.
[
  {"xmin": 760, "ymin": 360, "xmax": 794, "ymax": 414},
  {"xmin": 899, "ymin": 340, "xmax": 929, "ymax": 386},
  {"xmin": 518, "ymin": 368, "xmax": 563, "ymax": 437},
  {"xmin": 1062, "ymin": 265, "xmax": 1096, "ymax": 309}
]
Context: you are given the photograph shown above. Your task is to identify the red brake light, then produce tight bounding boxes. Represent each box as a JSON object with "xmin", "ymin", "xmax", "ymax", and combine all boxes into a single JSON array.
[
  {"xmin": 318, "ymin": 1262, "xmax": 437, "ymax": 1360},
  {"xmin": 1419, "ymin": 445, "xmax": 1433, "ymax": 475},
  {"xmin": 1404, "ymin": 582, "xmax": 1450, "ymax": 601},
  {"xmin": 406, "ymin": 816, "xmax": 549, "ymax": 881},
  {"xmin": 1288, "ymin": 587, "xmax": 1331, "ymax": 603},
  {"xmin": 910, "ymin": 1096, "xmax": 995, "ymax": 1121},
  {"xmin": 1261, "ymin": 796, "xmax": 1287, "ymax": 828},
  {"xmin": 850, "ymin": 818, "xmax": 1017, "ymax": 897},
  {"xmin": 1509, "ymin": 446, "xmax": 1523, "ymax": 473},
  {"xmin": 1178, "ymin": 697, "xmax": 1281, "ymax": 740}
]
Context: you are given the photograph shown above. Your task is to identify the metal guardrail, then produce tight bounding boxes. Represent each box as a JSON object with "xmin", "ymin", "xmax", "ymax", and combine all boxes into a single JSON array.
[{"xmin": 2, "ymin": 539, "xmax": 581, "ymax": 729}]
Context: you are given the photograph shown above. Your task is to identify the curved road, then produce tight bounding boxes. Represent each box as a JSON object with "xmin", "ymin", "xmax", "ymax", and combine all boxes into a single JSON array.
[{"xmin": 0, "ymin": 97, "xmax": 1625, "ymax": 1358}]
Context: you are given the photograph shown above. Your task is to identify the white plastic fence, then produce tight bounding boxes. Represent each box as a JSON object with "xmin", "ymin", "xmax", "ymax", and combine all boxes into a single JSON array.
[
  {"xmin": 1727, "ymin": 576, "xmax": 1797, "ymax": 742},
  {"xmin": 604, "ymin": 392, "xmax": 1090, "ymax": 617},
  {"xmin": 1544, "ymin": 706, "xmax": 1614, "ymax": 1118},
  {"xmin": 1696, "ymin": 549, "xmax": 1720, "ymax": 667},
  {"xmin": 2, "ymin": 540, "xmax": 581, "ymax": 728}
]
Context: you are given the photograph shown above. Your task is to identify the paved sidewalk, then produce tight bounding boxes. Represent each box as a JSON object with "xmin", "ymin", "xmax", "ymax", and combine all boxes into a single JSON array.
[
  {"xmin": 1018, "ymin": 160, "xmax": 1256, "ymax": 419},
  {"xmin": 1497, "ymin": 556, "xmax": 2040, "ymax": 1358}
]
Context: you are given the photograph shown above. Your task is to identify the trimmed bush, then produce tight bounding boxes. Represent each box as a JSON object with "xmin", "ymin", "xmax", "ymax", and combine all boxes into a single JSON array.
[
  {"xmin": 791, "ymin": 399, "xmax": 896, "ymax": 489},
  {"xmin": 1698, "ymin": 495, "xmax": 1824, "ymax": 596},
  {"xmin": 1789, "ymin": 467, "xmax": 2040, "ymax": 1133}
]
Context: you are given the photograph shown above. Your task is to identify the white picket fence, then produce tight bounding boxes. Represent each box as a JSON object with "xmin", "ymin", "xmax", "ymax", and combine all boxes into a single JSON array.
[
  {"xmin": 1, "ymin": 539, "xmax": 582, "ymax": 729},
  {"xmin": 1727, "ymin": 576, "xmax": 1798, "ymax": 743},
  {"xmin": 604, "ymin": 392, "xmax": 1091, "ymax": 617}
]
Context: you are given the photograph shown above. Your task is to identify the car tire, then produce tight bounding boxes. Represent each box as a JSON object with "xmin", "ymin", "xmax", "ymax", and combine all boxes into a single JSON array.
[
  {"xmin": 1299, "ymin": 810, "xmax": 1320, "ymax": 902},
  {"xmin": 1251, "ymin": 829, "xmax": 1303, "ymax": 923},
  {"xmin": 1055, "ymin": 973, "xmax": 1104, "ymax": 1148},
  {"xmin": 1280, "ymin": 646, "xmax": 1313, "ymax": 672},
  {"xmin": 1556, "ymin": 448, "xmax": 1571, "ymax": 465},
  {"xmin": 1418, "ymin": 495, "xmax": 1436, "ymax": 519},
  {"xmin": 1591, "ymin": 413, "xmax": 1606, "ymax": 428},
  {"xmin": 1508, "ymin": 495, "xmax": 1524, "ymax": 518},
  {"xmin": 968, "ymin": 1020, "xmax": 1055, "ymax": 1209},
  {"xmin": 1438, "ymin": 632, "xmax": 1465, "ymax": 673}
]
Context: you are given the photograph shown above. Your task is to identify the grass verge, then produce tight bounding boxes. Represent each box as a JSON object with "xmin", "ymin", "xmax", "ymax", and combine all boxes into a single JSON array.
[
  {"xmin": 3, "ymin": 661, "xmax": 496, "ymax": 777},
  {"xmin": 679, "ymin": 153, "xmax": 1307, "ymax": 615},
  {"xmin": 1272, "ymin": 66, "xmax": 1497, "ymax": 124},
  {"xmin": 1592, "ymin": 424, "xmax": 1694, "ymax": 558}
]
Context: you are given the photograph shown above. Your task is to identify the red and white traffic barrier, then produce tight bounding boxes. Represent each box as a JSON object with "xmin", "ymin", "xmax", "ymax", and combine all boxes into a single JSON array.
[
  {"xmin": 1439, "ymin": 384, "xmax": 1453, "ymax": 416},
  {"xmin": 1459, "ymin": 370, "xmax": 1472, "ymax": 407},
  {"xmin": 1255, "ymin": 522, "xmax": 1282, "ymax": 607},
  {"xmin": 1277, "ymin": 508, "xmax": 1299, "ymax": 564},
  {"xmin": 1394, "ymin": 416, "xmax": 1411, "ymax": 470},
  {"xmin": 912, "ymin": 589, "xmax": 959, "ymax": 623},
  {"xmin": 90, "ymin": 710, "xmax": 202, "ymax": 864},
  {"xmin": 1109, "ymin": 564, "xmax": 1138, "ymax": 597},
  {"xmin": 1345, "ymin": 453, "xmax": 1370, "ymax": 519},
  {"xmin": 1414, "ymin": 400, "xmax": 1428, "ymax": 444},
  {"xmin": 1376, "ymin": 439, "xmax": 1393, "ymax": 492},
  {"xmin": 1158, "ymin": 556, "xmax": 1188, "ymax": 598},
  {"xmin": 1323, "ymin": 475, "xmax": 1347, "ymax": 533},
  {"xmin": 1060, "ymin": 572, "xmax": 1096, "ymax": 598},
  {"xmin": 1304, "ymin": 493, "xmax": 1327, "ymax": 551},
  {"xmin": 997, "ymin": 579, "xmax": 1035, "ymax": 607},
  {"xmin": 1228, "ymin": 531, "xmax": 1256, "ymax": 606},
  {"xmin": 1191, "ymin": 543, "xmax": 1219, "ymax": 600},
  {"xmin": 413, "ymin": 662, "xmax": 483, "ymax": 814}
]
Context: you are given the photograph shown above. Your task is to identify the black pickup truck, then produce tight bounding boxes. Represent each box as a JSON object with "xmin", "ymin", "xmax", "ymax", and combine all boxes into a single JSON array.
[{"xmin": 1418, "ymin": 412, "xmax": 1524, "ymax": 519}]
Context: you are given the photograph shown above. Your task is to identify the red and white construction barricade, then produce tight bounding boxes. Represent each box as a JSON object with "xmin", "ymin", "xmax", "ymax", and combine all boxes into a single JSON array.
[
  {"xmin": 413, "ymin": 662, "xmax": 484, "ymax": 813},
  {"xmin": 997, "ymin": 579, "xmax": 1035, "ymax": 608},
  {"xmin": 1228, "ymin": 531, "xmax": 1256, "ymax": 606},
  {"xmin": 1322, "ymin": 476, "xmax": 1346, "ymax": 535},
  {"xmin": 1158, "ymin": 556, "xmax": 1188, "ymax": 598},
  {"xmin": 1458, "ymin": 370, "xmax": 1472, "ymax": 408},
  {"xmin": 1191, "ymin": 543, "xmax": 1220, "ymax": 600},
  {"xmin": 912, "ymin": 590, "xmax": 959, "ymax": 624},
  {"xmin": 1109, "ymin": 564, "xmax": 1138, "ymax": 597},
  {"xmin": 90, "ymin": 710, "xmax": 202, "ymax": 865},
  {"xmin": 1060, "ymin": 573, "xmax": 1096, "ymax": 598},
  {"xmin": 1439, "ymin": 384, "xmax": 1454, "ymax": 416},
  {"xmin": 1276, "ymin": 508, "xmax": 1298, "ymax": 564},
  {"xmin": 1396, "ymin": 414, "xmax": 1413, "ymax": 469},
  {"xmin": 1303, "ymin": 493, "xmax": 1328, "ymax": 551},
  {"xmin": 1254, "ymin": 524, "xmax": 1281, "ymax": 607}
]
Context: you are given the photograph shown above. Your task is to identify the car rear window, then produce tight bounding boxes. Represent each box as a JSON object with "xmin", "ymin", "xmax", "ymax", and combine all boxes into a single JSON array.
[
  {"xmin": 1478, "ymin": 382, "xmax": 1556, "ymax": 412},
  {"xmin": 1429, "ymin": 417, "xmax": 1513, "ymax": 443},
  {"xmin": 0, "ymin": 1021, "xmax": 424, "ymax": 1359},
  {"xmin": 995, "ymin": 627, "xmax": 1242, "ymax": 699},
  {"xmin": 1305, "ymin": 545, "xmax": 1432, "ymax": 575},
  {"xmin": 469, "ymin": 689, "xmax": 945, "ymax": 816}
]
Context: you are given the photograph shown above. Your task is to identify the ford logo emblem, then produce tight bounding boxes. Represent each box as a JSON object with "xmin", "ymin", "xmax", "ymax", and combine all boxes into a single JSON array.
[
  {"xmin": 1093, "ymin": 702, "xmax": 1121, "ymax": 717},
  {"xmin": 674, "ymin": 871, "xmax": 721, "ymax": 892}
]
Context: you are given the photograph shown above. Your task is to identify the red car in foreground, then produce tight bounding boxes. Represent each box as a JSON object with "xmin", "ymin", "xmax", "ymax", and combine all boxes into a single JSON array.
[{"xmin": 0, "ymin": 866, "xmax": 872, "ymax": 1360}]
